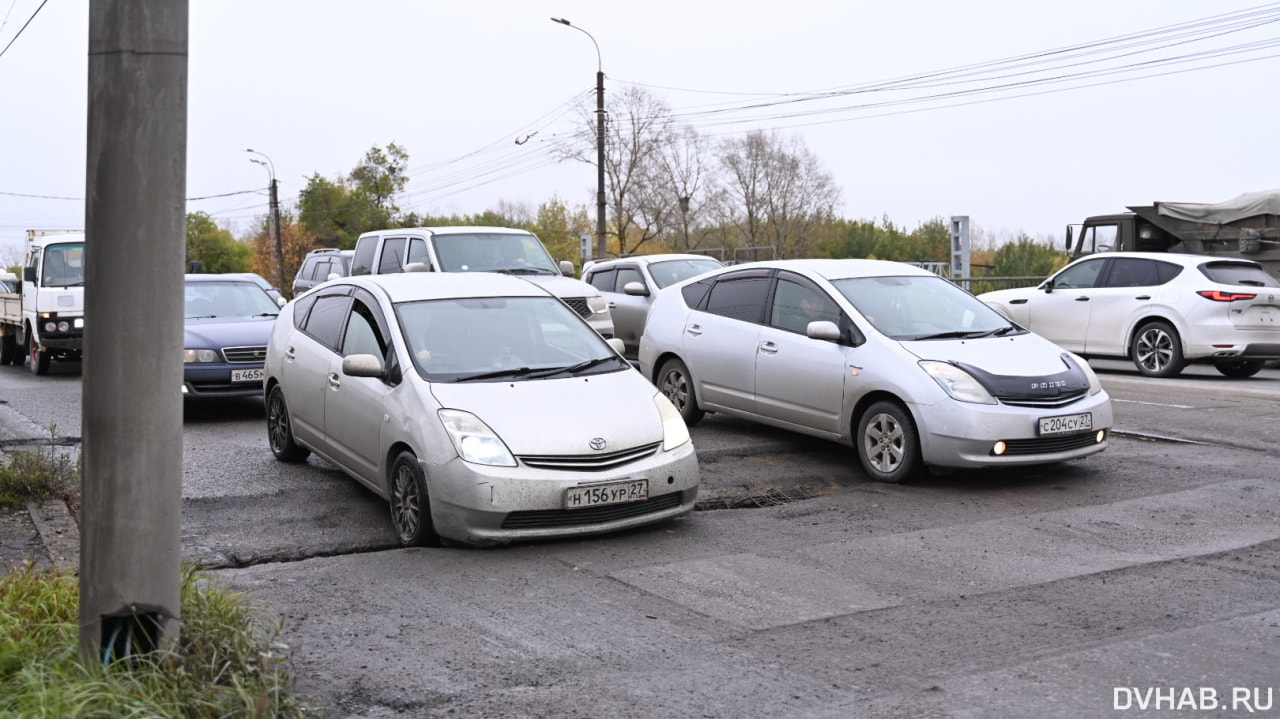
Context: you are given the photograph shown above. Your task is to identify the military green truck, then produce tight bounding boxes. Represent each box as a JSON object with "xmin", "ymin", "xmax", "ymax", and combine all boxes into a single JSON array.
[{"xmin": 1066, "ymin": 190, "xmax": 1280, "ymax": 279}]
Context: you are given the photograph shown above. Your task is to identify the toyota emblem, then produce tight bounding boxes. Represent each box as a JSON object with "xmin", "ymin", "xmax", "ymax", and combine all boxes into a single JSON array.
[{"xmin": 589, "ymin": 437, "xmax": 607, "ymax": 451}]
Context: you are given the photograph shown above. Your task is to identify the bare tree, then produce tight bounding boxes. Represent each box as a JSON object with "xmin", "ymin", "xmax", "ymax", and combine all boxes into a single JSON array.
[
  {"xmin": 654, "ymin": 124, "xmax": 718, "ymax": 253},
  {"xmin": 718, "ymin": 130, "xmax": 841, "ymax": 259}
]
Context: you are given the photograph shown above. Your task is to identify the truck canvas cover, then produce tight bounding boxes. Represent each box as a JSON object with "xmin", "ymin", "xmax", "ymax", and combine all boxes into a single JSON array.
[{"xmin": 1153, "ymin": 189, "xmax": 1280, "ymax": 225}]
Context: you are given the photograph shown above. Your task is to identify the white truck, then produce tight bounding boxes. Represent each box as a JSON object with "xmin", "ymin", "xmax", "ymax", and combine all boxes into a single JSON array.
[{"xmin": 0, "ymin": 230, "xmax": 86, "ymax": 374}]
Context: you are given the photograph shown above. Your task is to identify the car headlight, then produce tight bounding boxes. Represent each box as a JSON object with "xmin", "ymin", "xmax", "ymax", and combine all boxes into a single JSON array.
[
  {"xmin": 1067, "ymin": 352, "xmax": 1103, "ymax": 396},
  {"xmin": 919, "ymin": 360, "xmax": 997, "ymax": 405},
  {"xmin": 183, "ymin": 349, "xmax": 220, "ymax": 363},
  {"xmin": 587, "ymin": 295, "xmax": 609, "ymax": 314},
  {"xmin": 654, "ymin": 392, "xmax": 691, "ymax": 451},
  {"xmin": 438, "ymin": 409, "xmax": 517, "ymax": 467}
]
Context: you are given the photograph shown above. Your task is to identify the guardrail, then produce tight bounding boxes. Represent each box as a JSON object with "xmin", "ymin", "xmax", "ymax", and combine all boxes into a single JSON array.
[{"xmin": 952, "ymin": 276, "xmax": 1047, "ymax": 295}]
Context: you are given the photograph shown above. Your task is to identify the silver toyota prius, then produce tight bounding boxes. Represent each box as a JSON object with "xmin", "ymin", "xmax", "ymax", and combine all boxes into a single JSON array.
[
  {"xmin": 638, "ymin": 259, "xmax": 1113, "ymax": 483},
  {"xmin": 264, "ymin": 271, "xmax": 699, "ymax": 547}
]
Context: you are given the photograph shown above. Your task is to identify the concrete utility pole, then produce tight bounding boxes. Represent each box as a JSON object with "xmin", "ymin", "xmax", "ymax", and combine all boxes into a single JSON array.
[
  {"xmin": 247, "ymin": 149, "xmax": 286, "ymax": 294},
  {"xmin": 551, "ymin": 17, "xmax": 607, "ymax": 262},
  {"xmin": 81, "ymin": 0, "xmax": 188, "ymax": 662}
]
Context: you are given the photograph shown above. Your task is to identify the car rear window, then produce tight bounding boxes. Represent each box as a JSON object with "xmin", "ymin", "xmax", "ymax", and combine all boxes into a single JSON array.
[{"xmin": 1199, "ymin": 262, "xmax": 1280, "ymax": 287}]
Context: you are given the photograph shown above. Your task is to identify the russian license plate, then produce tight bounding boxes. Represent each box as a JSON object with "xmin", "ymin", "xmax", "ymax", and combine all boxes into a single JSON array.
[
  {"xmin": 1038, "ymin": 412, "xmax": 1092, "ymax": 436},
  {"xmin": 231, "ymin": 368, "xmax": 265, "ymax": 383},
  {"xmin": 565, "ymin": 479, "xmax": 648, "ymax": 509}
]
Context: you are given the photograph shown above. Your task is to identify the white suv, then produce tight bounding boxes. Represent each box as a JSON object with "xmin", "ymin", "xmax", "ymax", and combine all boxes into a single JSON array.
[{"xmin": 350, "ymin": 226, "xmax": 613, "ymax": 338}]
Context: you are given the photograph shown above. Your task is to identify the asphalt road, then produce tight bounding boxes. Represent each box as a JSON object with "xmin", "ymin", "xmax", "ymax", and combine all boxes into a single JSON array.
[{"xmin": 1, "ymin": 358, "xmax": 1279, "ymax": 717}]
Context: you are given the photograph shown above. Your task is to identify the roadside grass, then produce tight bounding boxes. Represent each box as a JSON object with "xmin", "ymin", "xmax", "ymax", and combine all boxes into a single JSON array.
[
  {"xmin": 0, "ymin": 565, "xmax": 312, "ymax": 718},
  {"xmin": 0, "ymin": 426, "xmax": 80, "ymax": 510},
  {"xmin": 1, "ymin": 429, "xmax": 315, "ymax": 718}
]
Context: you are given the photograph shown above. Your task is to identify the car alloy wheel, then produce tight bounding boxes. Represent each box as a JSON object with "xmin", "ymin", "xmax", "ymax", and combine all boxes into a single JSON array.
[
  {"xmin": 389, "ymin": 451, "xmax": 441, "ymax": 547},
  {"xmin": 266, "ymin": 385, "xmax": 310, "ymax": 462},
  {"xmin": 1133, "ymin": 320, "xmax": 1185, "ymax": 378},
  {"xmin": 657, "ymin": 358, "xmax": 704, "ymax": 426},
  {"xmin": 857, "ymin": 400, "xmax": 921, "ymax": 483}
]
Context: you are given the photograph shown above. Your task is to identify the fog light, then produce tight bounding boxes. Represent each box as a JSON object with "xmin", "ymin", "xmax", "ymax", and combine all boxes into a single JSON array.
[
  {"xmin": 1096, "ymin": 429, "xmax": 1107, "ymax": 443},
  {"xmin": 992, "ymin": 440, "xmax": 1007, "ymax": 456}
]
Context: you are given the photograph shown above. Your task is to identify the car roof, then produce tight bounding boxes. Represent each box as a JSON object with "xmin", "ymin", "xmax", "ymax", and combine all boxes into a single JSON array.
[
  {"xmin": 1066, "ymin": 251, "xmax": 1261, "ymax": 267},
  {"xmin": 360, "ymin": 226, "xmax": 535, "ymax": 238},
  {"xmin": 717, "ymin": 258, "xmax": 940, "ymax": 281},
  {"xmin": 588, "ymin": 254, "xmax": 724, "ymax": 269},
  {"xmin": 328, "ymin": 270, "xmax": 555, "ymax": 303}
]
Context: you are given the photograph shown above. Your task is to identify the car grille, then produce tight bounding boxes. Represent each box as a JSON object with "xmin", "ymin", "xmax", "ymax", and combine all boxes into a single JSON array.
[
  {"xmin": 998, "ymin": 431, "xmax": 1103, "ymax": 456},
  {"xmin": 501, "ymin": 491, "xmax": 684, "ymax": 530},
  {"xmin": 518, "ymin": 442, "xmax": 661, "ymax": 471},
  {"xmin": 222, "ymin": 345, "xmax": 268, "ymax": 363},
  {"xmin": 997, "ymin": 390, "xmax": 1088, "ymax": 408},
  {"xmin": 560, "ymin": 297, "xmax": 594, "ymax": 319}
]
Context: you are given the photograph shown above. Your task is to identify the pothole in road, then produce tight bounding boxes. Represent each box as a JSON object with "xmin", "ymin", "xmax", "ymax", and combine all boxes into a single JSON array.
[{"xmin": 695, "ymin": 486, "xmax": 824, "ymax": 511}]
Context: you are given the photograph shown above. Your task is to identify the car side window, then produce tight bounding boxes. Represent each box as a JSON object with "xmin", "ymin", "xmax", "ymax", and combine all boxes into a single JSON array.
[
  {"xmin": 586, "ymin": 268, "xmax": 615, "ymax": 292},
  {"xmin": 1104, "ymin": 258, "xmax": 1157, "ymax": 288},
  {"xmin": 350, "ymin": 236, "xmax": 378, "ymax": 276},
  {"xmin": 378, "ymin": 238, "xmax": 407, "ymax": 274},
  {"xmin": 704, "ymin": 275, "xmax": 770, "ymax": 323},
  {"xmin": 770, "ymin": 278, "xmax": 840, "ymax": 334},
  {"xmin": 302, "ymin": 294, "xmax": 352, "ymax": 351},
  {"xmin": 407, "ymin": 238, "xmax": 431, "ymax": 269},
  {"xmin": 342, "ymin": 301, "xmax": 387, "ymax": 358},
  {"xmin": 1052, "ymin": 259, "xmax": 1105, "ymax": 290},
  {"xmin": 614, "ymin": 268, "xmax": 644, "ymax": 292}
]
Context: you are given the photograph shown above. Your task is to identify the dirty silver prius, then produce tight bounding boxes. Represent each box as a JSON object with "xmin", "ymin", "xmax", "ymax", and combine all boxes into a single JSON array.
[
  {"xmin": 264, "ymin": 271, "xmax": 699, "ymax": 547},
  {"xmin": 638, "ymin": 259, "xmax": 1113, "ymax": 483}
]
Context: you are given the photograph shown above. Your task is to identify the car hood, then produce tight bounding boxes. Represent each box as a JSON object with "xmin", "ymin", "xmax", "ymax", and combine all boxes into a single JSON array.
[
  {"xmin": 899, "ymin": 334, "xmax": 1090, "ymax": 397},
  {"xmin": 515, "ymin": 273, "xmax": 597, "ymax": 298},
  {"xmin": 428, "ymin": 369, "xmax": 663, "ymax": 455},
  {"xmin": 184, "ymin": 316, "xmax": 277, "ymax": 347}
]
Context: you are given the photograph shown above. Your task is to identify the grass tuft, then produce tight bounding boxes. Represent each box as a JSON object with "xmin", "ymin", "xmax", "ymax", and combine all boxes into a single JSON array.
[
  {"xmin": 0, "ymin": 564, "xmax": 314, "ymax": 718},
  {"xmin": 0, "ymin": 425, "xmax": 81, "ymax": 510}
]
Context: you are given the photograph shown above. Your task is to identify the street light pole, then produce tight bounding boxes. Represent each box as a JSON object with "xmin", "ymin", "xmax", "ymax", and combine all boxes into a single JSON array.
[
  {"xmin": 551, "ymin": 17, "xmax": 607, "ymax": 262},
  {"xmin": 246, "ymin": 148, "xmax": 286, "ymax": 293}
]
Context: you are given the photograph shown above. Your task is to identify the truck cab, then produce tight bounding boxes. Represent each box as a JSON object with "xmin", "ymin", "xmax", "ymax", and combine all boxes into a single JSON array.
[{"xmin": 19, "ymin": 231, "xmax": 86, "ymax": 374}]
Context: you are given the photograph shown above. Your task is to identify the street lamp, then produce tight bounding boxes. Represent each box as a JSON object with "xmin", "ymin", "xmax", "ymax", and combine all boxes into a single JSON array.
[
  {"xmin": 551, "ymin": 17, "xmax": 607, "ymax": 262},
  {"xmin": 246, "ymin": 148, "xmax": 286, "ymax": 294}
]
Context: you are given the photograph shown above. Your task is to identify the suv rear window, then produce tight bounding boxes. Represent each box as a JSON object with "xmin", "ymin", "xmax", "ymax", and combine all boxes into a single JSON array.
[{"xmin": 1200, "ymin": 261, "xmax": 1280, "ymax": 287}]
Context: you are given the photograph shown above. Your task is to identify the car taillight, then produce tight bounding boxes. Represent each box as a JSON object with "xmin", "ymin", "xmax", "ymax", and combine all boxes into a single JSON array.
[{"xmin": 1197, "ymin": 290, "xmax": 1257, "ymax": 302}]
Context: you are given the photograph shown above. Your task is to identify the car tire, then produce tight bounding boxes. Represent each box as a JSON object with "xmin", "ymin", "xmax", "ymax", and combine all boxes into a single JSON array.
[
  {"xmin": 266, "ymin": 384, "xmax": 311, "ymax": 462},
  {"xmin": 657, "ymin": 357, "xmax": 704, "ymax": 426},
  {"xmin": 0, "ymin": 334, "xmax": 16, "ymax": 366},
  {"xmin": 856, "ymin": 400, "xmax": 922, "ymax": 483},
  {"xmin": 27, "ymin": 331, "xmax": 50, "ymax": 376},
  {"xmin": 1213, "ymin": 358, "xmax": 1265, "ymax": 378},
  {"xmin": 1132, "ymin": 320, "xmax": 1185, "ymax": 378},
  {"xmin": 389, "ymin": 451, "xmax": 441, "ymax": 548}
]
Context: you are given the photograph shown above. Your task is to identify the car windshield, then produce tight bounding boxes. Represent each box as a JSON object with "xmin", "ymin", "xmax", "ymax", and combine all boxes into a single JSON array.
[
  {"xmin": 184, "ymin": 280, "xmax": 281, "ymax": 319},
  {"xmin": 648, "ymin": 258, "xmax": 724, "ymax": 289},
  {"xmin": 40, "ymin": 242, "xmax": 86, "ymax": 287},
  {"xmin": 832, "ymin": 274, "xmax": 1020, "ymax": 341},
  {"xmin": 395, "ymin": 295, "xmax": 627, "ymax": 382},
  {"xmin": 430, "ymin": 233, "xmax": 561, "ymax": 275}
]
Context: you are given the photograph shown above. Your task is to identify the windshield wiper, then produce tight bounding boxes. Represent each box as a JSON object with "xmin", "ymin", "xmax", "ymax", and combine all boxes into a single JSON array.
[
  {"xmin": 495, "ymin": 267, "xmax": 557, "ymax": 276},
  {"xmin": 455, "ymin": 366, "xmax": 537, "ymax": 382},
  {"xmin": 524, "ymin": 356, "xmax": 621, "ymax": 378}
]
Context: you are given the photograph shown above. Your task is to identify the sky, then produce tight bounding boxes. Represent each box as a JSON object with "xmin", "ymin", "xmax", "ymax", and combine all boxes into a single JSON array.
[{"xmin": 2, "ymin": 0, "xmax": 1279, "ymax": 263}]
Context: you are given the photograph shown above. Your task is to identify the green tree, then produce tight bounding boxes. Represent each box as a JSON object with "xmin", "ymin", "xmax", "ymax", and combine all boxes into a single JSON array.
[
  {"xmin": 186, "ymin": 212, "xmax": 251, "ymax": 273},
  {"xmin": 991, "ymin": 234, "xmax": 1068, "ymax": 277},
  {"xmin": 296, "ymin": 143, "xmax": 412, "ymax": 248}
]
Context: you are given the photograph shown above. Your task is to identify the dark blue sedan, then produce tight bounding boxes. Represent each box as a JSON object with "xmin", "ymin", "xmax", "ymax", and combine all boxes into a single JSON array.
[{"xmin": 183, "ymin": 274, "xmax": 280, "ymax": 398}]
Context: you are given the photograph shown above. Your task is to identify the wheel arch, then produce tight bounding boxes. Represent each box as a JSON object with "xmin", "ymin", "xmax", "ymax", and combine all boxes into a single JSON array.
[{"xmin": 1125, "ymin": 313, "xmax": 1184, "ymax": 358}]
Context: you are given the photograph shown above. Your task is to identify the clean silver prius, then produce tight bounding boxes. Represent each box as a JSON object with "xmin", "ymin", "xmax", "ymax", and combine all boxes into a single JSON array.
[
  {"xmin": 638, "ymin": 259, "xmax": 1113, "ymax": 483},
  {"xmin": 264, "ymin": 271, "xmax": 699, "ymax": 547}
]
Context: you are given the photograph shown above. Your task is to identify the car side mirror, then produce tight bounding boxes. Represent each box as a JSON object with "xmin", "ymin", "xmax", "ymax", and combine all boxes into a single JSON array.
[
  {"xmin": 606, "ymin": 337, "xmax": 626, "ymax": 356},
  {"xmin": 559, "ymin": 260, "xmax": 576, "ymax": 277},
  {"xmin": 342, "ymin": 353, "xmax": 384, "ymax": 378},
  {"xmin": 806, "ymin": 320, "xmax": 840, "ymax": 341},
  {"xmin": 24, "ymin": 266, "xmax": 36, "ymax": 283},
  {"xmin": 326, "ymin": 272, "xmax": 341, "ymax": 281},
  {"xmin": 622, "ymin": 281, "xmax": 649, "ymax": 297},
  {"xmin": 405, "ymin": 262, "xmax": 433, "ymax": 273}
]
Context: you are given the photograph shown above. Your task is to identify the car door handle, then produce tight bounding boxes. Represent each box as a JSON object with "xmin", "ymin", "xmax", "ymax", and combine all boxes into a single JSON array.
[
  {"xmin": 1075, "ymin": 296, "xmax": 1090, "ymax": 302},
  {"xmin": 1134, "ymin": 295, "xmax": 1151, "ymax": 300},
  {"xmin": 759, "ymin": 341, "xmax": 778, "ymax": 354},
  {"xmin": 284, "ymin": 346, "xmax": 296, "ymax": 360},
  {"xmin": 327, "ymin": 372, "xmax": 341, "ymax": 390},
  {"xmin": 1010, "ymin": 299, "xmax": 1028, "ymax": 305},
  {"xmin": 607, "ymin": 301, "xmax": 617, "ymax": 308},
  {"xmin": 685, "ymin": 323, "xmax": 702, "ymax": 336}
]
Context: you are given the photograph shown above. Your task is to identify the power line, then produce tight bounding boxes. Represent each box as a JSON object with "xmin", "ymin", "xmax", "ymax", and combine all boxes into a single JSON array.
[{"xmin": 0, "ymin": 0, "xmax": 48, "ymax": 60}]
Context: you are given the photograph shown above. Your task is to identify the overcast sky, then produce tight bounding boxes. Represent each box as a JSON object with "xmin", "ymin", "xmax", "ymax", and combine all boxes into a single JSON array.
[{"xmin": 2, "ymin": 0, "xmax": 1279, "ymax": 261}]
